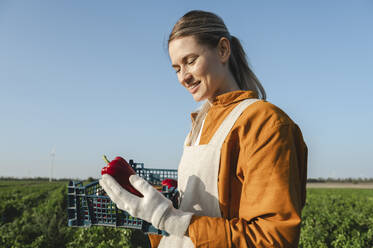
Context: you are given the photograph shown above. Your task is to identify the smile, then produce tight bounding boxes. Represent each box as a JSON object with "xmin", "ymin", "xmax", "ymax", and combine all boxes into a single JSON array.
[{"xmin": 188, "ymin": 81, "xmax": 201, "ymax": 93}]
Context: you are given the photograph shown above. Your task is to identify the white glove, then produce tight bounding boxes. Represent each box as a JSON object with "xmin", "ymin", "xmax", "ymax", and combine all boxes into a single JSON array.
[{"xmin": 99, "ymin": 174, "xmax": 193, "ymax": 237}]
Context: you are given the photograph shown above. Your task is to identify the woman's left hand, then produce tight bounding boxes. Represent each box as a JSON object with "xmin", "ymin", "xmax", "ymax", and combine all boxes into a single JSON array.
[{"xmin": 99, "ymin": 174, "xmax": 193, "ymax": 237}]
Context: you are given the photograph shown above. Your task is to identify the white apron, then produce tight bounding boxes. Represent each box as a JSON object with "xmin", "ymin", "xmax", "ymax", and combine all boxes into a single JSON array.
[{"xmin": 158, "ymin": 98, "xmax": 259, "ymax": 248}]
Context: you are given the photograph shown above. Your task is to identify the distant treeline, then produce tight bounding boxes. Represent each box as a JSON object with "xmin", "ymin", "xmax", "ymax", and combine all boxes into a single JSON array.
[
  {"xmin": 307, "ymin": 177, "xmax": 373, "ymax": 183},
  {"xmin": 0, "ymin": 177, "xmax": 82, "ymax": 181},
  {"xmin": 1, "ymin": 176, "xmax": 373, "ymax": 183}
]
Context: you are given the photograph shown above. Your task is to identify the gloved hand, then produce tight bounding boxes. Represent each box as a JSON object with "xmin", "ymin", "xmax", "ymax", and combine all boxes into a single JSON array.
[{"xmin": 99, "ymin": 174, "xmax": 193, "ymax": 237}]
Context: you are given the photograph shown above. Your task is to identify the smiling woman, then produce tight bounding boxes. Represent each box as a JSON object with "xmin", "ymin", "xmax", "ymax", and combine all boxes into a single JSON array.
[
  {"xmin": 99, "ymin": 10, "xmax": 308, "ymax": 248},
  {"xmin": 169, "ymin": 36, "xmax": 240, "ymax": 102}
]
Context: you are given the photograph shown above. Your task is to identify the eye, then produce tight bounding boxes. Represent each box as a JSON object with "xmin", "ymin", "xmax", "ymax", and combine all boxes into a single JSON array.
[
  {"xmin": 187, "ymin": 57, "xmax": 197, "ymax": 65},
  {"xmin": 172, "ymin": 66, "xmax": 180, "ymax": 74}
]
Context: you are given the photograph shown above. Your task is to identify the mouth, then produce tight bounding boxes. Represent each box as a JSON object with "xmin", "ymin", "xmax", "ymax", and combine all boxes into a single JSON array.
[{"xmin": 187, "ymin": 81, "xmax": 201, "ymax": 93}]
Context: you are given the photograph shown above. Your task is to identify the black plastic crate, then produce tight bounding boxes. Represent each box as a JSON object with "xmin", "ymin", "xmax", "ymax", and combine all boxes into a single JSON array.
[{"xmin": 67, "ymin": 160, "xmax": 178, "ymax": 235}]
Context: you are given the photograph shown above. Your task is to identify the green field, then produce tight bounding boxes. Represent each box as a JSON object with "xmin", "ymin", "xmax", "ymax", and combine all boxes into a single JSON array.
[{"xmin": 0, "ymin": 180, "xmax": 372, "ymax": 248}]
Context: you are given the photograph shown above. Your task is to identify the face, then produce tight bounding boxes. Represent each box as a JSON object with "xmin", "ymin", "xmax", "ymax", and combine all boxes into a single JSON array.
[{"xmin": 168, "ymin": 36, "xmax": 231, "ymax": 102}]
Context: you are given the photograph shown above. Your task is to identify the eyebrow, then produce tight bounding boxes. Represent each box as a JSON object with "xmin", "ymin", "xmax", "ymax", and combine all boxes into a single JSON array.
[{"xmin": 171, "ymin": 53, "xmax": 197, "ymax": 68}]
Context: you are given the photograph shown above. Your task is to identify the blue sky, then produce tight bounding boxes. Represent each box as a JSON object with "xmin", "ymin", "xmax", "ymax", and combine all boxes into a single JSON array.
[{"xmin": 0, "ymin": 1, "xmax": 372, "ymax": 179}]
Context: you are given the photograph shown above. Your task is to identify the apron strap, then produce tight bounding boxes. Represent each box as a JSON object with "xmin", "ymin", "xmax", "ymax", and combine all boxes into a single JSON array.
[
  {"xmin": 184, "ymin": 132, "xmax": 191, "ymax": 146},
  {"xmin": 209, "ymin": 98, "xmax": 260, "ymax": 147}
]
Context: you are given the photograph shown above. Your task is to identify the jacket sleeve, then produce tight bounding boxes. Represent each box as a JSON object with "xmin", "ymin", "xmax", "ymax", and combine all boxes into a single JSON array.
[
  {"xmin": 187, "ymin": 123, "xmax": 308, "ymax": 248},
  {"xmin": 148, "ymin": 234, "xmax": 162, "ymax": 248}
]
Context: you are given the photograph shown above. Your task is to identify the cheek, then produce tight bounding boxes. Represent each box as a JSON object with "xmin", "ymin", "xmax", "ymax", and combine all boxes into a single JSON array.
[{"xmin": 193, "ymin": 60, "xmax": 209, "ymax": 78}]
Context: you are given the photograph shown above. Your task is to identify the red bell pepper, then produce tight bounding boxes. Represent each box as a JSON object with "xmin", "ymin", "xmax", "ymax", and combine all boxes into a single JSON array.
[
  {"xmin": 101, "ymin": 155, "xmax": 143, "ymax": 197},
  {"xmin": 161, "ymin": 178, "xmax": 177, "ymax": 189},
  {"xmin": 161, "ymin": 178, "xmax": 179, "ymax": 208}
]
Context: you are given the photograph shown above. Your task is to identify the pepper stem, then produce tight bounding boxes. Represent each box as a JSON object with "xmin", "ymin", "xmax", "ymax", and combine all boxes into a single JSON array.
[{"xmin": 102, "ymin": 155, "xmax": 110, "ymax": 165}]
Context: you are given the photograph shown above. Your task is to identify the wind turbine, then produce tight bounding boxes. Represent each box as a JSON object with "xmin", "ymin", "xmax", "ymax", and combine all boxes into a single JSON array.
[{"xmin": 50, "ymin": 146, "xmax": 56, "ymax": 182}]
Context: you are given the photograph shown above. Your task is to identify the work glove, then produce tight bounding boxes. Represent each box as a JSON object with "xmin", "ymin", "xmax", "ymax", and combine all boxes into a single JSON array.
[{"xmin": 99, "ymin": 174, "xmax": 193, "ymax": 237}]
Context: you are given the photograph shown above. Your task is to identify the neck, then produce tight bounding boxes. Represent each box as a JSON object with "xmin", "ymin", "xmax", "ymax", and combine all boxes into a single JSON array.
[{"xmin": 208, "ymin": 72, "xmax": 240, "ymax": 103}]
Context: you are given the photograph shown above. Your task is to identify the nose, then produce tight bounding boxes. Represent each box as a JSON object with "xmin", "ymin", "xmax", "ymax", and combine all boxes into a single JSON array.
[{"xmin": 179, "ymin": 68, "xmax": 193, "ymax": 86}]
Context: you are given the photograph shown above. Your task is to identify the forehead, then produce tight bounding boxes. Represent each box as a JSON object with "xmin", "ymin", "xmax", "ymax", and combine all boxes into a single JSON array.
[{"xmin": 168, "ymin": 36, "xmax": 207, "ymax": 64}]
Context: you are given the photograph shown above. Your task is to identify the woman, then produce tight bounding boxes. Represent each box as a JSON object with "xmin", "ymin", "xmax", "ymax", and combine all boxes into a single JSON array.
[{"xmin": 100, "ymin": 10, "xmax": 308, "ymax": 247}]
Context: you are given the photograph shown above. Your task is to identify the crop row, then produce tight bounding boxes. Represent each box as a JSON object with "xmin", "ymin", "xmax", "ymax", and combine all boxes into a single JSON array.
[{"xmin": 0, "ymin": 181, "xmax": 372, "ymax": 247}]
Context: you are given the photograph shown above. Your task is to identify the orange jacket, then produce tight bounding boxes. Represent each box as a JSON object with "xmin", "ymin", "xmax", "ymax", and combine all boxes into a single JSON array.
[{"xmin": 149, "ymin": 90, "xmax": 308, "ymax": 247}]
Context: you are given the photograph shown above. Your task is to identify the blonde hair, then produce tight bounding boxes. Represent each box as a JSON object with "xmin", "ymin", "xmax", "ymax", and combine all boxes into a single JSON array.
[{"xmin": 168, "ymin": 10, "xmax": 266, "ymax": 145}]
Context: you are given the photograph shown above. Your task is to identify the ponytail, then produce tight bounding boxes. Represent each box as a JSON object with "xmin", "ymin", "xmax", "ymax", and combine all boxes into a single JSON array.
[{"xmin": 229, "ymin": 36, "xmax": 266, "ymax": 100}]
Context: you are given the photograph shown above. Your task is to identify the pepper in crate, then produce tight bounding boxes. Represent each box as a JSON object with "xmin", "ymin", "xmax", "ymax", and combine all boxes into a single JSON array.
[{"xmin": 162, "ymin": 178, "xmax": 179, "ymax": 208}]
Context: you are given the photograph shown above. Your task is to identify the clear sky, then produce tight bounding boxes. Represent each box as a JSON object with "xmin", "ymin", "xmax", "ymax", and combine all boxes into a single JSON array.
[{"xmin": 1, "ymin": 1, "xmax": 372, "ymax": 179}]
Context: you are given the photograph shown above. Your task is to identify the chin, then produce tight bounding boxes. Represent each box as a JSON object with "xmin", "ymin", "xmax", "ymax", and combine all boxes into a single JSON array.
[{"xmin": 192, "ymin": 94, "xmax": 206, "ymax": 102}]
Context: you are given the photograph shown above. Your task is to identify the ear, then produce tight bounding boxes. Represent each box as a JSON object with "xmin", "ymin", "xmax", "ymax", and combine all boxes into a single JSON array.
[{"xmin": 217, "ymin": 37, "xmax": 231, "ymax": 64}]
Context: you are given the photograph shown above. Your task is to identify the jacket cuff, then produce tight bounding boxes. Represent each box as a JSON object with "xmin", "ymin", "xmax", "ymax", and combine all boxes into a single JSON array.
[
  {"xmin": 148, "ymin": 233, "xmax": 162, "ymax": 248},
  {"xmin": 188, "ymin": 215, "xmax": 230, "ymax": 247}
]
